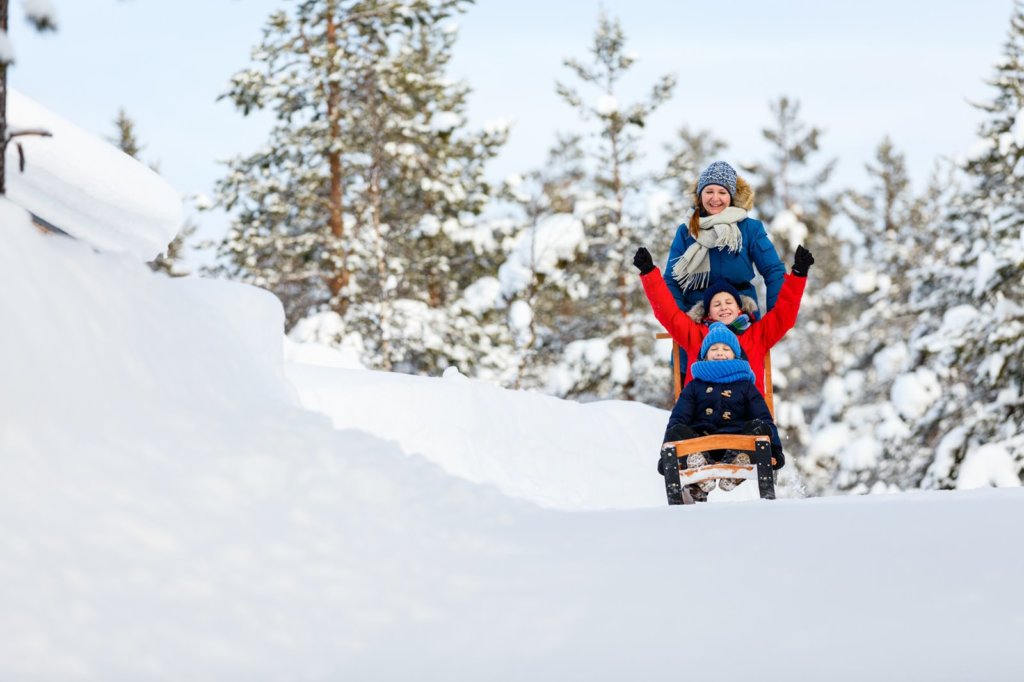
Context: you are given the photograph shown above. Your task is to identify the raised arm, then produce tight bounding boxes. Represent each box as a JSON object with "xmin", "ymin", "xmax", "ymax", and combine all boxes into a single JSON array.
[
  {"xmin": 755, "ymin": 245, "xmax": 813, "ymax": 349},
  {"xmin": 662, "ymin": 225, "xmax": 689, "ymax": 310},
  {"xmin": 634, "ymin": 247, "xmax": 704, "ymax": 349}
]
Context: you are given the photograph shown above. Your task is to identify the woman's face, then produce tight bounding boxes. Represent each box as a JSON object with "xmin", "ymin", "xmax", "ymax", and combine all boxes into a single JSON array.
[{"xmin": 700, "ymin": 185, "xmax": 732, "ymax": 215}]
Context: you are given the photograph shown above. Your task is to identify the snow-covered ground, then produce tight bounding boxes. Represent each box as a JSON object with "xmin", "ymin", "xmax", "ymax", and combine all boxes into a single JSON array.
[{"xmin": 2, "ymin": 195, "xmax": 1023, "ymax": 681}]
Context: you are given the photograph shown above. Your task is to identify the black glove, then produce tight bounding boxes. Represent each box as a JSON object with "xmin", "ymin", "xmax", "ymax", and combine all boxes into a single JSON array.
[
  {"xmin": 771, "ymin": 446, "xmax": 785, "ymax": 470},
  {"xmin": 633, "ymin": 247, "xmax": 655, "ymax": 275},
  {"xmin": 792, "ymin": 245, "xmax": 814, "ymax": 277}
]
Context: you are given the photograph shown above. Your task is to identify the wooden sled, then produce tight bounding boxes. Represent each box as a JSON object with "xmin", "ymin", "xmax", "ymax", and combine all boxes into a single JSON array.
[{"xmin": 656, "ymin": 334, "xmax": 777, "ymax": 504}]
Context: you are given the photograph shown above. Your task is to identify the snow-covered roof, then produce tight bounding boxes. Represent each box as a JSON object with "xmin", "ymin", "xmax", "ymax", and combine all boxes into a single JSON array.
[{"xmin": 4, "ymin": 88, "xmax": 182, "ymax": 261}]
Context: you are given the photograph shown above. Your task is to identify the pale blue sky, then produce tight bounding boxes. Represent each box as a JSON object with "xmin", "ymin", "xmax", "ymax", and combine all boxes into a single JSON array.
[{"xmin": 5, "ymin": 0, "xmax": 1016, "ymax": 239}]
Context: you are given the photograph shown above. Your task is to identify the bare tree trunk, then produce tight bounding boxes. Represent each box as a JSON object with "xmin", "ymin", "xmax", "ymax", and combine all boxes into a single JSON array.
[
  {"xmin": 1, "ymin": 0, "xmax": 9, "ymax": 195},
  {"xmin": 324, "ymin": 2, "xmax": 349, "ymax": 311},
  {"xmin": 369, "ymin": 93, "xmax": 392, "ymax": 370},
  {"xmin": 609, "ymin": 127, "xmax": 635, "ymax": 401}
]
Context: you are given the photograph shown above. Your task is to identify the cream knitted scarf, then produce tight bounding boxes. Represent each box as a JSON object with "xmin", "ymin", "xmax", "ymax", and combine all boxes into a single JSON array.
[{"xmin": 671, "ymin": 206, "xmax": 747, "ymax": 291}]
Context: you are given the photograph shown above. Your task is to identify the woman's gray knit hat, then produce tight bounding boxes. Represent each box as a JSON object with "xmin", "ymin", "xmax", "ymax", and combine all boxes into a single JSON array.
[{"xmin": 697, "ymin": 161, "xmax": 738, "ymax": 198}]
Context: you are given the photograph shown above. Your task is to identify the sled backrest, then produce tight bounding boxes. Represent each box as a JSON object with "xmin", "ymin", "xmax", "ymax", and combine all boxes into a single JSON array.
[{"xmin": 656, "ymin": 334, "xmax": 775, "ymax": 418}]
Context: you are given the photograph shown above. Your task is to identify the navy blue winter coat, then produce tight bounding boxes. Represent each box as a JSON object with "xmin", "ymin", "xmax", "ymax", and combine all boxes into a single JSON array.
[{"xmin": 666, "ymin": 378, "xmax": 782, "ymax": 450}]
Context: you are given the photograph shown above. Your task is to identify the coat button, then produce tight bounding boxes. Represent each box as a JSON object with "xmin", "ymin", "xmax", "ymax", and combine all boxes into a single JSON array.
[
  {"xmin": 705, "ymin": 408, "xmax": 713, "ymax": 415},
  {"xmin": 706, "ymin": 386, "xmax": 713, "ymax": 393}
]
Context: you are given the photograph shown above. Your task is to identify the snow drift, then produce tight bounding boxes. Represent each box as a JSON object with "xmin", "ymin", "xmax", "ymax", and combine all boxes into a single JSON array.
[{"xmin": 1, "ymin": 198, "xmax": 1023, "ymax": 681}]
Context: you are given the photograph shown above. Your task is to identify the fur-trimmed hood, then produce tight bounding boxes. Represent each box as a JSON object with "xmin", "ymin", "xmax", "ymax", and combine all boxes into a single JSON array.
[
  {"xmin": 686, "ymin": 293, "xmax": 759, "ymax": 323},
  {"xmin": 691, "ymin": 174, "xmax": 755, "ymax": 211}
]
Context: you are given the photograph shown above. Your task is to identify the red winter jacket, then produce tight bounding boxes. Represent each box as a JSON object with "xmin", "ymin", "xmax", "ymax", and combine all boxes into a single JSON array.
[{"xmin": 641, "ymin": 269, "xmax": 807, "ymax": 397}]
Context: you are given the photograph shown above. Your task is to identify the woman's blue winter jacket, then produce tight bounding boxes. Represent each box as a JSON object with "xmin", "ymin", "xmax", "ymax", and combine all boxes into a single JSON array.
[{"xmin": 662, "ymin": 217, "xmax": 786, "ymax": 315}]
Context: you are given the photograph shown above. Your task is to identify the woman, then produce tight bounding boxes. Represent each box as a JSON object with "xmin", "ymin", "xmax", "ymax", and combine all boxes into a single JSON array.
[{"xmin": 664, "ymin": 161, "xmax": 785, "ymax": 316}]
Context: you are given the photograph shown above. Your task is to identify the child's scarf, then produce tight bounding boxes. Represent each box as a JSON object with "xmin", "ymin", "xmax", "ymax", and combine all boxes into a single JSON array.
[
  {"xmin": 691, "ymin": 358, "xmax": 756, "ymax": 384},
  {"xmin": 727, "ymin": 313, "xmax": 751, "ymax": 334}
]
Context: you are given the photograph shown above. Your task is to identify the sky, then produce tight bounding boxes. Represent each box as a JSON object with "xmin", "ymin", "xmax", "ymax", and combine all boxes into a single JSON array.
[
  {"xmin": 3, "ymin": 0, "xmax": 1017, "ymax": 250},
  {"xmin": 4, "ymin": 171, "xmax": 1024, "ymax": 678}
]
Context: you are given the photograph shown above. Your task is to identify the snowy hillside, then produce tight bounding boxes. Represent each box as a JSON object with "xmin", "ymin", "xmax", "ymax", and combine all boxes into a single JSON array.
[{"xmin": 2, "ymin": 198, "xmax": 1024, "ymax": 681}]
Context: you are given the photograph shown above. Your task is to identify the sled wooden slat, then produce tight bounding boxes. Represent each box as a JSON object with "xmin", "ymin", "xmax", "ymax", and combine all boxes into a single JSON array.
[
  {"xmin": 655, "ymin": 332, "xmax": 681, "ymax": 400},
  {"xmin": 665, "ymin": 434, "xmax": 771, "ymax": 457},
  {"xmin": 679, "ymin": 463, "xmax": 757, "ymax": 484},
  {"xmin": 763, "ymin": 351, "xmax": 775, "ymax": 418}
]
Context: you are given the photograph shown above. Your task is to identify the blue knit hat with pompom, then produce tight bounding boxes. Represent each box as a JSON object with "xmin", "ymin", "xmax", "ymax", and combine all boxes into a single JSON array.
[
  {"xmin": 697, "ymin": 161, "xmax": 738, "ymax": 198},
  {"xmin": 700, "ymin": 322, "xmax": 743, "ymax": 360}
]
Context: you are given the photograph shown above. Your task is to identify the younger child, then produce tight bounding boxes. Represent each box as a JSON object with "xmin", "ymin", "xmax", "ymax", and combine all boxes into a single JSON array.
[{"xmin": 657, "ymin": 322, "xmax": 783, "ymax": 502}]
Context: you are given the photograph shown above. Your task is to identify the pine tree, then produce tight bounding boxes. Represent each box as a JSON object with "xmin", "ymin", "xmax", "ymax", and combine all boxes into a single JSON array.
[
  {"xmin": 654, "ymin": 126, "xmax": 728, "ymax": 232},
  {"xmin": 737, "ymin": 98, "xmax": 839, "ymax": 489},
  {"xmin": 110, "ymin": 108, "xmax": 143, "ymax": 159},
  {"xmin": 108, "ymin": 108, "xmax": 194, "ymax": 277},
  {"xmin": 546, "ymin": 11, "xmax": 676, "ymax": 401},
  {"xmin": 212, "ymin": 0, "xmax": 508, "ymax": 375},
  {"xmin": 494, "ymin": 134, "xmax": 590, "ymax": 390},
  {"xmin": 834, "ymin": 138, "xmax": 929, "ymax": 322},
  {"xmin": 801, "ymin": 140, "xmax": 951, "ymax": 494},
  {"xmin": 895, "ymin": 2, "xmax": 1024, "ymax": 489},
  {"xmin": 745, "ymin": 94, "xmax": 839, "ymax": 228},
  {"xmin": 742, "ymin": 96, "xmax": 837, "ymax": 384}
]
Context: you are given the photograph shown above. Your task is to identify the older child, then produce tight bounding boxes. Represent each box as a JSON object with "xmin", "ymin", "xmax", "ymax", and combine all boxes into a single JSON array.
[
  {"xmin": 633, "ymin": 244, "xmax": 814, "ymax": 398},
  {"xmin": 657, "ymin": 323, "xmax": 783, "ymax": 502}
]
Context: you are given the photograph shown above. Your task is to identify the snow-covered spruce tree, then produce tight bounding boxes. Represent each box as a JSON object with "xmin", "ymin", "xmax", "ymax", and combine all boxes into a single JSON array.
[
  {"xmin": 109, "ymin": 108, "xmax": 143, "ymax": 160},
  {"xmin": 108, "ymin": 108, "xmax": 195, "ymax": 277},
  {"xmin": 743, "ymin": 96, "xmax": 837, "ymax": 264},
  {"xmin": 213, "ymin": 0, "xmax": 508, "ymax": 375},
  {"xmin": 546, "ymin": 11, "xmax": 676, "ymax": 402},
  {"xmin": 827, "ymin": 137, "xmax": 933, "ymax": 362},
  {"xmin": 738, "ymin": 97, "xmax": 838, "ymax": 486},
  {"xmin": 491, "ymin": 134, "xmax": 591, "ymax": 390},
  {"xmin": 0, "ymin": 0, "xmax": 57, "ymax": 195},
  {"xmin": 651, "ymin": 126, "xmax": 728, "ymax": 235},
  {"xmin": 801, "ymin": 139, "xmax": 952, "ymax": 494},
  {"xmin": 894, "ymin": 3, "xmax": 1024, "ymax": 490}
]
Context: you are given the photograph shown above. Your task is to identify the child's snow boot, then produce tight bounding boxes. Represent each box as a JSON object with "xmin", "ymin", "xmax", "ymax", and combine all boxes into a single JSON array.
[
  {"xmin": 718, "ymin": 450, "xmax": 751, "ymax": 491},
  {"xmin": 685, "ymin": 452, "xmax": 716, "ymax": 492},
  {"xmin": 685, "ymin": 484, "xmax": 708, "ymax": 502}
]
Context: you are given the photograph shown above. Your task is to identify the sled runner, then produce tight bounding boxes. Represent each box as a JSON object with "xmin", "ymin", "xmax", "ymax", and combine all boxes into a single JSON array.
[{"xmin": 657, "ymin": 334, "xmax": 777, "ymax": 504}]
